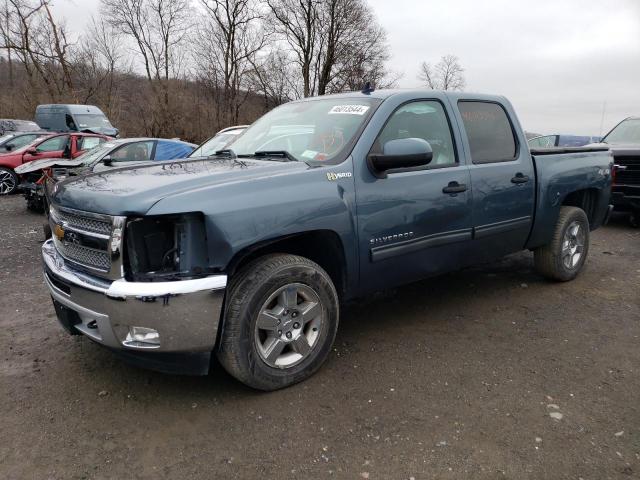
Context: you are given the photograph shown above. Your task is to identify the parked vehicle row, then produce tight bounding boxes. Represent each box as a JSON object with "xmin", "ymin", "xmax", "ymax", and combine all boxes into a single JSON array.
[
  {"xmin": 40, "ymin": 89, "xmax": 614, "ymax": 390},
  {"xmin": 16, "ymin": 137, "xmax": 197, "ymax": 212}
]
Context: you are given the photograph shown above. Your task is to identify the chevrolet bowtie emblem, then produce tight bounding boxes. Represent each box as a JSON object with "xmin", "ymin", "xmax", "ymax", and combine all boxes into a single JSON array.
[{"xmin": 53, "ymin": 224, "xmax": 65, "ymax": 241}]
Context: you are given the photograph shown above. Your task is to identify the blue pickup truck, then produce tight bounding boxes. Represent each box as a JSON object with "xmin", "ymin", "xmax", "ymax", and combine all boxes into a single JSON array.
[{"xmin": 42, "ymin": 90, "xmax": 613, "ymax": 390}]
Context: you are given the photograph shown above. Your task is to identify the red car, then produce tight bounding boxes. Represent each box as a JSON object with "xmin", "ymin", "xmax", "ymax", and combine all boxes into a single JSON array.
[{"xmin": 0, "ymin": 132, "xmax": 107, "ymax": 194}]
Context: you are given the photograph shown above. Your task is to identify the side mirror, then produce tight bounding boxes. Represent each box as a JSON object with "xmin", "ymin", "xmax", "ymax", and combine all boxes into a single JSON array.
[
  {"xmin": 367, "ymin": 138, "xmax": 433, "ymax": 178},
  {"xmin": 102, "ymin": 155, "xmax": 113, "ymax": 166},
  {"xmin": 5, "ymin": 144, "xmax": 13, "ymax": 152},
  {"xmin": 27, "ymin": 147, "xmax": 37, "ymax": 155}
]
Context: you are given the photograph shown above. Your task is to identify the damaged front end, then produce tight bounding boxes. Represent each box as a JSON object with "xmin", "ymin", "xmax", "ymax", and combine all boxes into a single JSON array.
[{"xmin": 125, "ymin": 213, "xmax": 212, "ymax": 282}]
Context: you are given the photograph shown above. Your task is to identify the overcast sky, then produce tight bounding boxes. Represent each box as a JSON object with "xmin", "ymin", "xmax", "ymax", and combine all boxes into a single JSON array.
[{"xmin": 52, "ymin": 0, "xmax": 640, "ymax": 136}]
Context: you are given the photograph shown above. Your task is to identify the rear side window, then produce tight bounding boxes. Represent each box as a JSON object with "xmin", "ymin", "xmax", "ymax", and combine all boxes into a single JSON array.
[
  {"xmin": 458, "ymin": 101, "xmax": 517, "ymax": 163},
  {"xmin": 78, "ymin": 136, "xmax": 104, "ymax": 151},
  {"xmin": 7, "ymin": 134, "xmax": 38, "ymax": 150},
  {"xmin": 110, "ymin": 141, "xmax": 155, "ymax": 162},
  {"xmin": 154, "ymin": 141, "xmax": 194, "ymax": 161}
]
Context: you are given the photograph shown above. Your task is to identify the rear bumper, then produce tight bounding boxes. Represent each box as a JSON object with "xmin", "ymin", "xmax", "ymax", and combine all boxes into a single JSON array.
[{"xmin": 42, "ymin": 239, "xmax": 227, "ymax": 375}]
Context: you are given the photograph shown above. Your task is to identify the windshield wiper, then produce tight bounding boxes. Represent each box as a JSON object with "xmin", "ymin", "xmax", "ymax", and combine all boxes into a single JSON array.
[
  {"xmin": 252, "ymin": 150, "xmax": 298, "ymax": 162},
  {"xmin": 212, "ymin": 149, "xmax": 237, "ymax": 158}
]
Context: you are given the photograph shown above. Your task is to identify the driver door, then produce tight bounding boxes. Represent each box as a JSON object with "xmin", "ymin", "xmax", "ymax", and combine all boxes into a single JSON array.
[
  {"xmin": 356, "ymin": 100, "xmax": 473, "ymax": 293},
  {"xmin": 21, "ymin": 135, "xmax": 70, "ymax": 164}
]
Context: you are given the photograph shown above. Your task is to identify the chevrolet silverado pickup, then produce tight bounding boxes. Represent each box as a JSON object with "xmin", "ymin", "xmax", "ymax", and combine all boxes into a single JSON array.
[{"xmin": 42, "ymin": 90, "xmax": 613, "ymax": 390}]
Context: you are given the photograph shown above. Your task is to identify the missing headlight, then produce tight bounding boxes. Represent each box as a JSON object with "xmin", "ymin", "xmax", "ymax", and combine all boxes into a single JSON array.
[{"xmin": 125, "ymin": 213, "xmax": 209, "ymax": 282}]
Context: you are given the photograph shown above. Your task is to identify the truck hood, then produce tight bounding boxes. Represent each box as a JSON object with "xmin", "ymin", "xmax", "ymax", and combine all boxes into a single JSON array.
[
  {"xmin": 52, "ymin": 157, "xmax": 310, "ymax": 215},
  {"xmin": 15, "ymin": 157, "xmax": 83, "ymax": 174}
]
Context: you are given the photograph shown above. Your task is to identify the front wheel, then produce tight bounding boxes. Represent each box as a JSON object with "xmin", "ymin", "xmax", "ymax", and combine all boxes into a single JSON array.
[
  {"xmin": 534, "ymin": 206, "xmax": 590, "ymax": 281},
  {"xmin": 0, "ymin": 167, "xmax": 18, "ymax": 195},
  {"xmin": 217, "ymin": 254, "xmax": 339, "ymax": 391}
]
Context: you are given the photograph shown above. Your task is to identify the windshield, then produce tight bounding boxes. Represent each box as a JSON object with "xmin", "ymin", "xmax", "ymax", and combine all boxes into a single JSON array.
[
  {"xmin": 190, "ymin": 129, "xmax": 245, "ymax": 157},
  {"xmin": 226, "ymin": 97, "xmax": 381, "ymax": 164},
  {"xmin": 75, "ymin": 114, "xmax": 113, "ymax": 130},
  {"xmin": 603, "ymin": 118, "xmax": 640, "ymax": 145},
  {"xmin": 79, "ymin": 143, "xmax": 117, "ymax": 166}
]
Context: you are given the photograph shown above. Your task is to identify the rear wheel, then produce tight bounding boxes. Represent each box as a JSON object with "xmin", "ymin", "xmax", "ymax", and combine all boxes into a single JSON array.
[
  {"xmin": 0, "ymin": 167, "xmax": 18, "ymax": 195},
  {"xmin": 534, "ymin": 206, "xmax": 590, "ymax": 281},
  {"xmin": 217, "ymin": 254, "xmax": 339, "ymax": 391}
]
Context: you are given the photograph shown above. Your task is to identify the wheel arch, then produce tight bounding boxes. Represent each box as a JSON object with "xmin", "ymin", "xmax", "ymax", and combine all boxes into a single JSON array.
[
  {"xmin": 225, "ymin": 229, "xmax": 349, "ymax": 300},
  {"xmin": 560, "ymin": 187, "xmax": 602, "ymax": 229}
]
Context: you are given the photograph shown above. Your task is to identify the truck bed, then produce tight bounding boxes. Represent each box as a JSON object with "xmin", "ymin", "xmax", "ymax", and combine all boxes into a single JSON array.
[{"xmin": 526, "ymin": 148, "xmax": 613, "ymax": 249}]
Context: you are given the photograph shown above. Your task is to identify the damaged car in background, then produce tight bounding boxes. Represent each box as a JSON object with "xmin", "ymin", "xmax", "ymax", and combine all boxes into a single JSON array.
[
  {"xmin": 16, "ymin": 137, "xmax": 196, "ymax": 213},
  {"xmin": 0, "ymin": 132, "xmax": 107, "ymax": 195}
]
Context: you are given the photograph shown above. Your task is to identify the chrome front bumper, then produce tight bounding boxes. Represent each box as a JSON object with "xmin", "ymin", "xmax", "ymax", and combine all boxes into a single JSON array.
[{"xmin": 42, "ymin": 239, "xmax": 227, "ymax": 356}]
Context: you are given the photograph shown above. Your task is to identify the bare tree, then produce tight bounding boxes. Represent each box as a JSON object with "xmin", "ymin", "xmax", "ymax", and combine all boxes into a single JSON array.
[
  {"xmin": 418, "ymin": 54, "xmax": 465, "ymax": 91},
  {"xmin": 247, "ymin": 49, "xmax": 296, "ymax": 111},
  {"xmin": 265, "ymin": 0, "xmax": 318, "ymax": 98},
  {"xmin": 195, "ymin": 0, "xmax": 266, "ymax": 127},
  {"xmin": 74, "ymin": 18, "xmax": 128, "ymax": 117},
  {"xmin": 0, "ymin": 0, "xmax": 75, "ymax": 102},
  {"xmin": 101, "ymin": 0, "xmax": 191, "ymax": 136},
  {"xmin": 266, "ymin": 0, "xmax": 393, "ymax": 98}
]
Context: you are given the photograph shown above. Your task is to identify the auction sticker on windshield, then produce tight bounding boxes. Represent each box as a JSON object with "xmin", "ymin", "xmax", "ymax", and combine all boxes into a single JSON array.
[{"xmin": 328, "ymin": 105, "xmax": 370, "ymax": 115}]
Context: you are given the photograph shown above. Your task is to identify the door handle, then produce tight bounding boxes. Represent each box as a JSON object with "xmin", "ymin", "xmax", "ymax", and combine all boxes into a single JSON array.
[
  {"xmin": 511, "ymin": 173, "xmax": 529, "ymax": 184},
  {"xmin": 442, "ymin": 181, "xmax": 467, "ymax": 194}
]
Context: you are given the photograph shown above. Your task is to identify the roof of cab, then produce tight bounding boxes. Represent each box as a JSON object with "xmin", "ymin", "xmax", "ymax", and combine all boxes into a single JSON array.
[{"xmin": 294, "ymin": 88, "xmax": 506, "ymax": 103}]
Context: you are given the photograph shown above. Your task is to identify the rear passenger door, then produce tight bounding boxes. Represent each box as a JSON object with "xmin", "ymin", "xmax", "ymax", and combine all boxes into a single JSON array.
[{"xmin": 455, "ymin": 100, "xmax": 535, "ymax": 259}]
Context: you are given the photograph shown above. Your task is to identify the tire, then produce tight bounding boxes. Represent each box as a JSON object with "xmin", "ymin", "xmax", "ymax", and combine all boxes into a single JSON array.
[
  {"xmin": 217, "ymin": 254, "xmax": 339, "ymax": 391},
  {"xmin": 0, "ymin": 167, "xmax": 18, "ymax": 195},
  {"xmin": 534, "ymin": 206, "xmax": 590, "ymax": 281}
]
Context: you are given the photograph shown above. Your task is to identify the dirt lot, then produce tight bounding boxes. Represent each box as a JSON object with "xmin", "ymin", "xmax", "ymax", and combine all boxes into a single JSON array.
[{"xmin": 1, "ymin": 195, "xmax": 639, "ymax": 480}]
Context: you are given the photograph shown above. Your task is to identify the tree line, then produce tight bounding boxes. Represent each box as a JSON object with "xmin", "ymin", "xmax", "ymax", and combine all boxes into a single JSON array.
[{"xmin": 0, "ymin": 0, "xmax": 466, "ymax": 142}]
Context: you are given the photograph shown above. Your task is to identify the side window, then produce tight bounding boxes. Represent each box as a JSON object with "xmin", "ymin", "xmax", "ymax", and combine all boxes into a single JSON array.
[
  {"xmin": 458, "ymin": 101, "xmax": 517, "ymax": 163},
  {"xmin": 7, "ymin": 134, "xmax": 37, "ymax": 150},
  {"xmin": 372, "ymin": 100, "xmax": 457, "ymax": 167},
  {"xmin": 110, "ymin": 141, "xmax": 154, "ymax": 162},
  {"xmin": 65, "ymin": 114, "xmax": 77, "ymax": 131},
  {"xmin": 36, "ymin": 135, "xmax": 70, "ymax": 152},
  {"xmin": 154, "ymin": 141, "xmax": 194, "ymax": 161},
  {"xmin": 78, "ymin": 136, "xmax": 104, "ymax": 151}
]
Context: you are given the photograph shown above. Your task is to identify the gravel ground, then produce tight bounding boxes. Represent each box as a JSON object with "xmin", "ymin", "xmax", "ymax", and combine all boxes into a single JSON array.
[{"xmin": 1, "ymin": 194, "xmax": 639, "ymax": 480}]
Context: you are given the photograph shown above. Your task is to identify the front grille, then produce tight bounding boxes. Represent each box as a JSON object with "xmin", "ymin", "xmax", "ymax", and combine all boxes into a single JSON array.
[
  {"xmin": 55, "ymin": 208, "xmax": 112, "ymax": 235},
  {"xmin": 57, "ymin": 242, "xmax": 111, "ymax": 271},
  {"xmin": 614, "ymin": 155, "xmax": 640, "ymax": 186},
  {"xmin": 49, "ymin": 206, "xmax": 126, "ymax": 278}
]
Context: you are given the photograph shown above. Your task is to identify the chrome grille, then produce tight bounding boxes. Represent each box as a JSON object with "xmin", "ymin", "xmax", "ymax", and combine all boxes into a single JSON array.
[
  {"xmin": 58, "ymin": 242, "xmax": 111, "ymax": 270},
  {"xmin": 54, "ymin": 208, "xmax": 112, "ymax": 235},
  {"xmin": 49, "ymin": 206, "xmax": 126, "ymax": 278}
]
